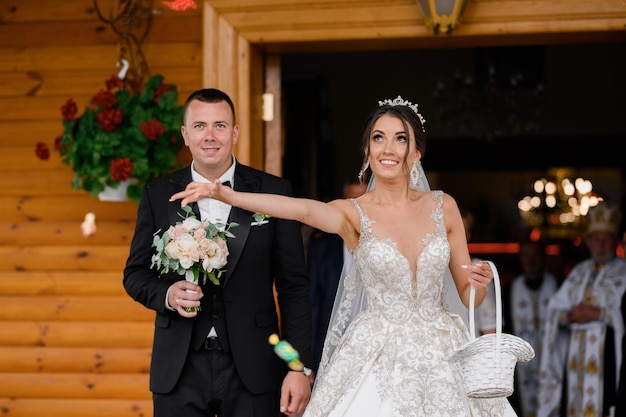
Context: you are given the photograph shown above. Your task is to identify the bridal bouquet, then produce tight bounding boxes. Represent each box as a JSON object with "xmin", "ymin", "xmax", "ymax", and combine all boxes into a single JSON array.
[{"xmin": 151, "ymin": 206, "xmax": 238, "ymax": 310}]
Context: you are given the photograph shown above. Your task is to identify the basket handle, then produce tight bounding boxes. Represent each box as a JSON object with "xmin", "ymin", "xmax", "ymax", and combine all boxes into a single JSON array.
[{"xmin": 468, "ymin": 260, "xmax": 501, "ymax": 345}]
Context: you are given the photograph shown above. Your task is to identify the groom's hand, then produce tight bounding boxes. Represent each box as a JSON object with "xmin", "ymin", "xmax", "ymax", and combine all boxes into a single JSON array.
[{"xmin": 280, "ymin": 371, "xmax": 311, "ymax": 416}]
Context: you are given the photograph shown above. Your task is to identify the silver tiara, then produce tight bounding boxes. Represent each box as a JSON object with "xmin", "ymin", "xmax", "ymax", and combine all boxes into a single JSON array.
[{"xmin": 378, "ymin": 95, "xmax": 426, "ymax": 131}]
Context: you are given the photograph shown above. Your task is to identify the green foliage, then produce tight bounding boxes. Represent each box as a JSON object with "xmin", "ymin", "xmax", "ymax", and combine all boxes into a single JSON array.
[{"xmin": 58, "ymin": 74, "xmax": 185, "ymax": 204}]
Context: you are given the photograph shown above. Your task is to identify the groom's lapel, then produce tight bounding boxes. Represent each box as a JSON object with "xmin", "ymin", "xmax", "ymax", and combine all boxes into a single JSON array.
[
  {"xmin": 221, "ymin": 168, "xmax": 260, "ymax": 286},
  {"xmin": 167, "ymin": 167, "xmax": 197, "ymax": 225}
]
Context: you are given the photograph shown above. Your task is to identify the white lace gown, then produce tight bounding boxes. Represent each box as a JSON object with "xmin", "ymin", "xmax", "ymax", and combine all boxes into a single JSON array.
[{"xmin": 302, "ymin": 191, "xmax": 514, "ymax": 417}]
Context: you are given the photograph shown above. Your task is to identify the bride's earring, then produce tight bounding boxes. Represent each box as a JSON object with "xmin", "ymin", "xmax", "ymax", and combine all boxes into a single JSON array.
[
  {"xmin": 358, "ymin": 159, "xmax": 369, "ymax": 182},
  {"xmin": 410, "ymin": 161, "xmax": 422, "ymax": 188}
]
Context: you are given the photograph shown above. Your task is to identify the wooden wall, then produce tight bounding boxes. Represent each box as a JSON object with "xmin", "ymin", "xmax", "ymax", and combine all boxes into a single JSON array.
[
  {"xmin": 0, "ymin": 1, "xmax": 202, "ymax": 415},
  {"xmin": 0, "ymin": 0, "xmax": 624, "ymax": 416}
]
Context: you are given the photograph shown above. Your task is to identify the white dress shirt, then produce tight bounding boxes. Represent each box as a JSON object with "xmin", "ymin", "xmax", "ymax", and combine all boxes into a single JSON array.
[{"xmin": 164, "ymin": 158, "xmax": 236, "ymax": 315}]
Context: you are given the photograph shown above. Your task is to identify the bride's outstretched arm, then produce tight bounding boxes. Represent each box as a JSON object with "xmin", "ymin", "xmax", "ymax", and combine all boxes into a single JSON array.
[{"xmin": 170, "ymin": 180, "xmax": 348, "ymax": 235}]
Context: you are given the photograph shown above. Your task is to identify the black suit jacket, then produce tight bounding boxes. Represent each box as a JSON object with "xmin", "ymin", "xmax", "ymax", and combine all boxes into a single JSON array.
[
  {"xmin": 123, "ymin": 163, "xmax": 311, "ymax": 395},
  {"xmin": 306, "ymin": 230, "xmax": 344, "ymax": 372}
]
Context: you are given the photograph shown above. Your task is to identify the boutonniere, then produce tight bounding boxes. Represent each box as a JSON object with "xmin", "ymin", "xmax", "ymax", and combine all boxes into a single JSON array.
[{"xmin": 251, "ymin": 212, "xmax": 271, "ymax": 226}]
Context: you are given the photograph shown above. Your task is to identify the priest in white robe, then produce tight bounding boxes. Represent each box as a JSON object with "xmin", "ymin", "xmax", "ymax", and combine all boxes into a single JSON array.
[{"xmin": 537, "ymin": 202, "xmax": 626, "ymax": 417}]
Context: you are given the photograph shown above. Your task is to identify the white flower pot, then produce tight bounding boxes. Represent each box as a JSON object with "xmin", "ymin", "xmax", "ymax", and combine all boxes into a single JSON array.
[{"xmin": 98, "ymin": 178, "xmax": 136, "ymax": 202}]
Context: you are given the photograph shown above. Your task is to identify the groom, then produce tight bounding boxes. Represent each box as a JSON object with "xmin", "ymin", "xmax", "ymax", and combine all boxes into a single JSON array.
[{"xmin": 123, "ymin": 88, "xmax": 312, "ymax": 417}]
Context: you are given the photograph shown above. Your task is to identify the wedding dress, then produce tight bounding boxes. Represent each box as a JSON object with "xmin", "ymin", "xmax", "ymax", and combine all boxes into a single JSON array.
[{"xmin": 302, "ymin": 191, "xmax": 514, "ymax": 417}]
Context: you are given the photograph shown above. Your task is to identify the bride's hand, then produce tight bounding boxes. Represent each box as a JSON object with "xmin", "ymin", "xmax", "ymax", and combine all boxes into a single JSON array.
[
  {"xmin": 170, "ymin": 180, "xmax": 225, "ymax": 206},
  {"xmin": 462, "ymin": 261, "xmax": 493, "ymax": 288}
]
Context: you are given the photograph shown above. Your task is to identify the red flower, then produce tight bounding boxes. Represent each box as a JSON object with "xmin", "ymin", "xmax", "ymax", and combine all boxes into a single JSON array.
[
  {"xmin": 39, "ymin": 73, "xmax": 185, "ymax": 204},
  {"xmin": 153, "ymin": 83, "xmax": 171, "ymax": 103},
  {"xmin": 140, "ymin": 119, "xmax": 165, "ymax": 140},
  {"xmin": 109, "ymin": 157, "xmax": 133, "ymax": 181},
  {"xmin": 35, "ymin": 142, "xmax": 50, "ymax": 160},
  {"xmin": 105, "ymin": 76, "xmax": 124, "ymax": 91},
  {"xmin": 61, "ymin": 99, "xmax": 78, "ymax": 121},
  {"xmin": 96, "ymin": 108, "xmax": 123, "ymax": 132},
  {"xmin": 92, "ymin": 90, "xmax": 118, "ymax": 108}
]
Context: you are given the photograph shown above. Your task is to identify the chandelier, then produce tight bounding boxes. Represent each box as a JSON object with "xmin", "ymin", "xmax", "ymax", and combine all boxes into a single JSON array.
[{"xmin": 518, "ymin": 168, "xmax": 602, "ymax": 238}]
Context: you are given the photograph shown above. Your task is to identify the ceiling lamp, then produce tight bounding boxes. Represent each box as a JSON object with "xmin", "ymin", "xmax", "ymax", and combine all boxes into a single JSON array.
[
  {"xmin": 517, "ymin": 169, "xmax": 602, "ymax": 239},
  {"xmin": 416, "ymin": 0, "xmax": 470, "ymax": 35}
]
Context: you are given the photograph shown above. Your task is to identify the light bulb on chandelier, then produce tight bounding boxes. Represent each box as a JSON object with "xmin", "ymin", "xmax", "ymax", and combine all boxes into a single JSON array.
[{"xmin": 518, "ymin": 170, "xmax": 602, "ymax": 238}]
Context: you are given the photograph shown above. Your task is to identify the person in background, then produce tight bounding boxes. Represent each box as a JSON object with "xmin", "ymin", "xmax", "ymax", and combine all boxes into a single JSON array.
[
  {"xmin": 537, "ymin": 202, "xmax": 626, "ymax": 417},
  {"xmin": 123, "ymin": 88, "xmax": 312, "ymax": 417},
  {"xmin": 307, "ymin": 178, "xmax": 367, "ymax": 376},
  {"xmin": 613, "ymin": 229, "xmax": 626, "ymax": 417},
  {"xmin": 502, "ymin": 239, "xmax": 558, "ymax": 417},
  {"xmin": 170, "ymin": 95, "xmax": 517, "ymax": 416}
]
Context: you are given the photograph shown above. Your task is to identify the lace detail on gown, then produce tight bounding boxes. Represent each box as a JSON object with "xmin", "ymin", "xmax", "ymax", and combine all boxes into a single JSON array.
[{"xmin": 303, "ymin": 191, "xmax": 511, "ymax": 417}]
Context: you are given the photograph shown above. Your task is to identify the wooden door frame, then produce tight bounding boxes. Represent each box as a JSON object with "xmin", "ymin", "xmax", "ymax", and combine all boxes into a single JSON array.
[{"xmin": 200, "ymin": 0, "xmax": 626, "ymax": 174}]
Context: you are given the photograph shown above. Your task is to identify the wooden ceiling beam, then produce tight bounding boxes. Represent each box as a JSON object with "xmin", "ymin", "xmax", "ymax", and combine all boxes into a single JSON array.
[{"xmin": 201, "ymin": 0, "xmax": 625, "ymax": 50}]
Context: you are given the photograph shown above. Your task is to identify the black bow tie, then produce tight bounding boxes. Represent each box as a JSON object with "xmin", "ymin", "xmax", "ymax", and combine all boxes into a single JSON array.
[{"xmin": 221, "ymin": 180, "xmax": 231, "ymax": 188}]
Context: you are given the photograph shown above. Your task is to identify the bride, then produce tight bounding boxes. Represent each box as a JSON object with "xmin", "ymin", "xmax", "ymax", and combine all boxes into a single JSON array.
[{"xmin": 171, "ymin": 95, "xmax": 517, "ymax": 416}]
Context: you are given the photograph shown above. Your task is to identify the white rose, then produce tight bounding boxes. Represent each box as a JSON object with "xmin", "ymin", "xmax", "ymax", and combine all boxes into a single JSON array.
[
  {"xmin": 201, "ymin": 238, "xmax": 228, "ymax": 272},
  {"xmin": 181, "ymin": 217, "xmax": 202, "ymax": 233},
  {"xmin": 164, "ymin": 233, "xmax": 201, "ymax": 270}
]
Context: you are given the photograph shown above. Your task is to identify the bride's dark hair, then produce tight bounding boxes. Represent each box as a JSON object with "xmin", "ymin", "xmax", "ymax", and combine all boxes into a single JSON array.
[{"xmin": 358, "ymin": 102, "xmax": 427, "ymax": 184}]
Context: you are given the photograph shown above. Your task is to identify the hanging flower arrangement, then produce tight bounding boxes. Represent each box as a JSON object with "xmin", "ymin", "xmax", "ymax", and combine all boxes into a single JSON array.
[{"xmin": 35, "ymin": 73, "xmax": 185, "ymax": 204}]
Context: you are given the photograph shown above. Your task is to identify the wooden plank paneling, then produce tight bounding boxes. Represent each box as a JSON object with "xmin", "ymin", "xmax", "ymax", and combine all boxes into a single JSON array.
[
  {"xmin": 0, "ymin": 95, "xmax": 97, "ymax": 121},
  {"xmin": 0, "ymin": 17, "xmax": 202, "ymax": 48},
  {"xmin": 0, "ymin": 121, "xmax": 61, "ymax": 146},
  {"xmin": 0, "ymin": 346, "xmax": 151, "ymax": 373},
  {"xmin": 0, "ymin": 246, "xmax": 131, "ymax": 271},
  {"xmin": 208, "ymin": 0, "xmax": 413, "ymax": 11},
  {"xmin": 0, "ymin": 148, "xmax": 68, "ymax": 171},
  {"xmin": 0, "ymin": 398, "xmax": 152, "ymax": 417},
  {"xmin": 0, "ymin": 296, "xmax": 152, "ymax": 321},
  {"xmin": 0, "ymin": 67, "xmax": 200, "ymax": 98},
  {"xmin": 0, "ymin": 42, "xmax": 202, "ymax": 73},
  {"xmin": 0, "ymin": 221, "xmax": 135, "ymax": 246},
  {"xmin": 221, "ymin": 4, "xmax": 421, "ymax": 31},
  {"xmin": 0, "ymin": 196, "xmax": 137, "ymax": 222},
  {"xmin": 0, "ymin": 152, "xmax": 189, "ymax": 181},
  {"xmin": 263, "ymin": 54, "xmax": 282, "ymax": 177},
  {"xmin": 207, "ymin": 0, "xmax": 626, "ymax": 45},
  {"xmin": 0, "ymin": 322, "xmax": 153, "ymax": 348},
  {"xmin": 0, "ymin": 373, "xmax": 151, "ymax": 399},
  {"xmin": 0, "ymin": 0, "xmax": 201, "ymax": 23},
  {"xmin": 0, "ymin": 170, "xmax": 89, "ymax": 196},
  {"xmin": 0, "ymin": 271, "xmax": 129, "ymax": 296},
  {"xmin": 0, "ymin": 83, "xmax": 197, "ymax": 121},
  {"xmin": 0, "ymin": 0, "xmax": 102, "ymax": 23},
  {"xmin": 0, "ymin": 1, "xmax": 199, "ymax": 414}
]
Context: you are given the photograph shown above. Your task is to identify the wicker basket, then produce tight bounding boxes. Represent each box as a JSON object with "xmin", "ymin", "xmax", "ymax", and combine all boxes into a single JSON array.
[{"xmin": 447, "ymin": 260, "xmax": 535, "ymax": 399}]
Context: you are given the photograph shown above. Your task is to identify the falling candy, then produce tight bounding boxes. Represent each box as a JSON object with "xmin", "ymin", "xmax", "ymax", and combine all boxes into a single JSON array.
[
  {"xmin": 268, "ymin": 333, "xmax": 305, "ymax": 371},
  {"xmin": 81, "ymin": 212, "xmax": 97, "ymax": 237}
]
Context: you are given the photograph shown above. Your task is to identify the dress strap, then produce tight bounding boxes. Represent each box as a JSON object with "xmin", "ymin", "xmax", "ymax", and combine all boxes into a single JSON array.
[
  {"xmin": 431, "ymin": 190, "xmax": 445, "ymax": 236},
  {"xmin": 350, "ymin": 198, "xmax": 374, "ymax": 243},
  {"xmin": 349, "ymin": 198, "xmax": 363, "ymax": 216}
]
